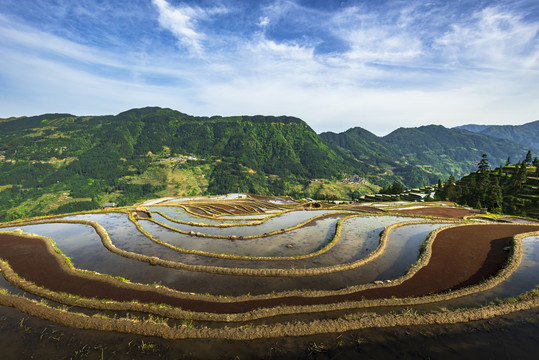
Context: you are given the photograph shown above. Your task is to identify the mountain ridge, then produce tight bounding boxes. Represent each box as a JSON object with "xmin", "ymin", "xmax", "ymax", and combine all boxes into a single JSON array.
[
  {"xmin": 454, "ymin": 120, "xmax": 539, "ymax": 149},
  {"xmin": 0, "ymin": 107, "xmax": 537, "ymax": 221}
]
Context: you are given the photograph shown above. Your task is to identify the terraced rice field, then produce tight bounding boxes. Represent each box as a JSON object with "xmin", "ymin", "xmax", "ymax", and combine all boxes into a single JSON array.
[{"xmin": 1, "ymin": 195, "xmax": 538, "ymax": 358}]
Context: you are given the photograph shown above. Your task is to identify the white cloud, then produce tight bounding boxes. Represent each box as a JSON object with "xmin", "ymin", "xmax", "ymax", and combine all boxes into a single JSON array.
[
  {"xmin": 0, "ymin": 1, "xmax": 538, "ymax": 136},
  {"xmin": 325, "ymin": 5, "xmax": 426, "ymax": 66},
  {"xmin": 345, "ymin": 28, "xmax": 423, "ymax": 63},
  {"xmin": 151, "ymin": 0, "xmax": 206, "ymax": 55},
  {"xmin": 0, "ymin": 14, "xmax": 214, "ymax": 86},
  {"xmin": 258, "ymin": 16, "xmax": 270, "ymax": 27},
  {"xmin": 248, "ymin": 38, "xmax": 313, "ymax": 61},
  {"xmin": 435, "ymin": 6, "xmax": 539, "ymax": 70}
]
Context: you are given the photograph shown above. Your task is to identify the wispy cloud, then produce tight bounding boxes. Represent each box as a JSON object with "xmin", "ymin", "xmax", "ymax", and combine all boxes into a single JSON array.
[
  {"xmin": 152, "ymin": 0, "xmax": 205, "ymax": 54},
  {"xmin": 435, "ymin": 6, "xmax": 539, "ymax": 70},
  {"xmin": 258, "ymin": 16, "xmax": 270, "ymax": 28},
  {"xmin": 0, "ymin": 0, "xmax": 538, "ymax": 134},
  {"xmin": 151, "ymin": 0, "xmax": 228, "ymax": 56}
]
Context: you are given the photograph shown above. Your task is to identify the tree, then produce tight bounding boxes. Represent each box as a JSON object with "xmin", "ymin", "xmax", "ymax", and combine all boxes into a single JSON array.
[
  {"xmin": 444, "ymin": 175, "xmax": 457, "ymax": 201},
  {"xmin": 390, "ymin": 181, "xmax": 404, "ymax": 194},
  {"xmin": 505, "ymin": 156, "xmax": 511, "ymax": 166},
  {"xmin": 533, "ymin": 157, "xmax": 539, "ymax": 168},
  {"xmin": 488, "ymin": 178, "xmax": 503, "ymax": 212},
  {"xmin": 477, "ymin": 154, "xmax": 490, "ymax": 173},
  {"xmin": 513, "ymin": 162, "xmax": 527, "ymax": 190},
  {"xmin": 475, "ymin": 199, "xmax": 482, "ymax": 210},
  {"xmin": 477, "ymin": 154, "xmax": 490, "ymax": 204},
  {"xmin": 380, "ymin": 181, "xmax": 404, "ymax": 195},
  {"xmin": 525, "ymin": 150, "xmax": 532, "ymax": 164}
]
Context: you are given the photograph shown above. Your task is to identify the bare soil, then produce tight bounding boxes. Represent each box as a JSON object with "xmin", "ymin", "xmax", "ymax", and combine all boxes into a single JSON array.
[
  {"xmin": 185, "ymin": 206, "xmax": 208, "ymax": 216},
  {"xmin": 134, "ymin": 211, "xmax": 150, "ymax": 219},
  {"xmin": 392, "ymin": 206, "xmax": 479, "ymax": 218},
  {"xmin": 498, "ymin": 217, "xmax": 539, "ymax": 224}
]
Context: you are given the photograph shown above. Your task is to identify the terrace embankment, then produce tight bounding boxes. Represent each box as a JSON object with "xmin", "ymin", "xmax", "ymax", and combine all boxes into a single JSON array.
[
  {"xmin": 0, "ymin": 224, "xmax": 538, "ymax": 315},
  {"xmin": 391, "ymin": 206, "xmax": 479, "ymax": 218},
  {"xmin": 341, "ymin": 205, "xmax": 385, "ymax": 213}
]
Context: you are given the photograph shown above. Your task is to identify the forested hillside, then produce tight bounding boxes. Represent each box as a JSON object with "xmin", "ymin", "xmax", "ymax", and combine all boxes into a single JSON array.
[
  {"xmin": 0, "ymin": 107, "xmax": 364, "ymax": 221},
  {"xmin": 455, "ymin": 120, "xmax": 539, "ymax": 149},
  {"xmin": 435, "ymin": 154, "xmax": 539, "ymax": 218},
  {"xmin": 320, "ymin": 127, "xmax": 440, "ymax": 186},
  {"xmin": 322, "ymin": 124, "xmax": 536, "ymax": 184},
  {"xmin": 0, "ymin": 107, "xmax": 536, "ymax": 221}
]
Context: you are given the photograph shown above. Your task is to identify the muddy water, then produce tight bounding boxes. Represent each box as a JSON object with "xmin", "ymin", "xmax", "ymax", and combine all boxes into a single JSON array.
[
  {"xmin": 0, "ymin": 216, "xmax": 452, "ymax": 296},
  {"xmin": 219, "ymin": 209, "xmax": 284, "ymax": 219},
  {"xmin": 138, "ymin": 215, "xmax": 339, "ymax": 257},
  {"xmin": 2, "ymin": 211, "xmax": 539, "ymax": 359},
  {"xmin": 1, "ymin": 296, "xmax": 538, "ymax": 360},
  {"xmin": 150, "ymin": 210, "xmax": 351, "ymax": 236},
  {"xmin": 314, "ymin": 234, "xmax": 539, "ymax": 318},
  {"xmin": 9, "ymin": 217, "xmax": 534, "ymax": 303},
  {"xmin": 0, "ymin": 272, "xmax": 27, "ymax": 298},
  {"xmin": 149, "ymin": 207, "xmax": 340, "ymax": 227},
  {"xmin": 132, "ymin": 216, "xmax": 421, "ymax": 268},
  {"xmin": 415, "ymin": 235, "xmax": 539, "ymax": 311},
  {"xmin": 301, "ymin": 216, "xmax": 420, "ymax": 267},
  {"xmin": 1, "ymin": 217, "xmax": 188, "ymax": 290}
]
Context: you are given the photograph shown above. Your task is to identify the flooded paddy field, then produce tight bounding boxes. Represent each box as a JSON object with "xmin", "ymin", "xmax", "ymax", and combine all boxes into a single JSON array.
[{"xmin": 1, "ymin": 196, "xmax": 539, "ymax": 359}]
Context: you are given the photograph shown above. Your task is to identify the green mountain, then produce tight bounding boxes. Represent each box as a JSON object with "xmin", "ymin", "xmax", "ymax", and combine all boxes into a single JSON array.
[
  {"xmin": 435, "ymin": 159, "xmax": 539, "ymax": 219},
  {"xmin": 320, "ymin": 127, "xmax": 439, "ymax": 187},
  {"xmin": 321, "ymin": 124, "xmax": 536, "ymax": 185},
  {"xmin": 0, "ymin": 107, "xmax": 361, "ymax": 221},
  {"xmin": 0, "ymin": 107, "xmax": 536, "ymax": 221},
  {"xmin": 455, "ymin": 120, "xmax": 539, "ymax": 149}
]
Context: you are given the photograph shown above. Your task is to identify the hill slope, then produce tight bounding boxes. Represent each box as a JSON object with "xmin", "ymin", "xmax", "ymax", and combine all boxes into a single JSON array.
[
  {"xmin": 0, "ymin": 107, "xmax": 363, "ymax": 220},
  {"xmin": 320, "ymin": 127, "xmax": 439, "ymax": 187},
  {"xmin": 455, "ymin": 120, "xmax": 539, "ymax": 149},
  {"xmin": 0, "ymin": 107, "xmax": 536, "ymax": 221},
  {"xmin": 321, "ymin": 124, "xmax": 536, "ymax": 185}
]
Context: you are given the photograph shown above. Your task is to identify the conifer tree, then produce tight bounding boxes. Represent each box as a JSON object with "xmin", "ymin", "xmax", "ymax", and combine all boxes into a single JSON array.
[
  {"xmin": 475, "ymin": 199, "xmax": 482, "ymax": 210},
  {"xmin": 488, "ymin": 178, "xmax": 503, "ymax": 212},
  {"xmin": 478, "ymin": 154, "xmax": 490, "ymax": 173},
  {"xmin": 476, "ymin": 154, "xmax": 490, "ymax": 205},
  {"xmin": 513, "ymin": 162, "xmax": 527, "ymax": 190},
  {"xmin": 525, "ymin": 150, "xmax": 532, "ymax": 164}
]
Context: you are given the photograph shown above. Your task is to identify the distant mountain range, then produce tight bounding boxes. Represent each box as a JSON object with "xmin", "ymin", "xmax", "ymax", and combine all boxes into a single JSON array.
[
  {"xmin": 455, "ymin": 120, "xmax": 539, "ymax": 149},
  {"xmin": 321, "ymin": 123, "xmax": 537, "ymax": 185},
  {"xmin": 0, "ymin": 107, "xmax": 537, "ymax": 220}
]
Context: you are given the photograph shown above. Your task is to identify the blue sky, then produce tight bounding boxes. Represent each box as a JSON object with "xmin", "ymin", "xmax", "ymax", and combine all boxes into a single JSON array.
[{"xmin": 0, "ymin": 0, "xmax": 538, "ymax": 135}]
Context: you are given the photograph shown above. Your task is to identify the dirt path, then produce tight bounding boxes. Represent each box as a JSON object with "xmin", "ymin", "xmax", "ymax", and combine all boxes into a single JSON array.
[{"xmin": 0, "ymin": 224, "xmax": 537, "ymax": 314}]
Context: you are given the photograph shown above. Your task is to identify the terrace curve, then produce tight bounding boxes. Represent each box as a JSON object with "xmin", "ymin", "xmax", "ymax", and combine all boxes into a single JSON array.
[{"xmin": 1, "ymin": 223, "xmax": 538, "ymax": 317}]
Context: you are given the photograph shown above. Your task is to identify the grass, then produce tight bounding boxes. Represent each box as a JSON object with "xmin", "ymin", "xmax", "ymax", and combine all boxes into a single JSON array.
[
  {"xmin": 180, "ymin": 319, "xmax": 195, "ymax": 328},
  {"xmin": 489, "ymin": 296, "xmax": 519, "ymax": 306},
  {"xmin": 144, "ymin": 314, "xmax": 168, "ymax": 325},
  {"xmin": 139, "ymin": 340, "xmax": 158, "ymax": 353},
  {"xmin": 18, "ymin": 317, "xmax": 32, "ymax": 334},
  {"xmin": 399, "ymin": 308, "xmax": 419, "ymax": 316}
]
